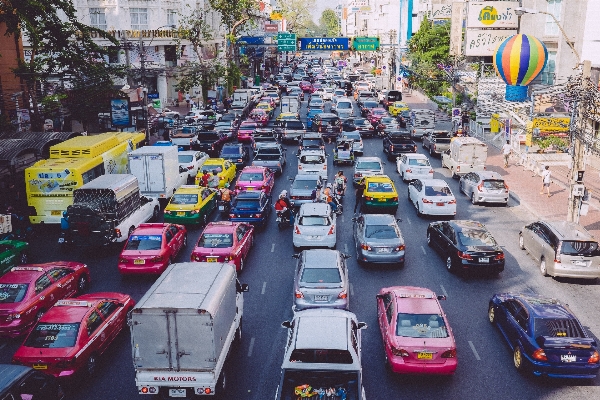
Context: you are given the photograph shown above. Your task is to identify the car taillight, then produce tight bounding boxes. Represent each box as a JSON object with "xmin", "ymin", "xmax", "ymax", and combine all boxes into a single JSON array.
[
  {"xmin": 190, "ymin": 209, "xmax": 200, "ymax": 214},
  {"xmin": 448, "ymin": 200, "xmax": 456, "ymax": 204},
  {"xmin": 390, "ymin": 145, "xmax": 394, "ymax": 151},
  {"xmin": 295, "ymin": 226, "xmax": 301, "ymax": 234},
  {"xmin": 6, "ymin": 312, "xmax": 20, "ymax": 322},
  {"xmin": 361, "ymin": 243, "xmax": 372, "ymax": 251},
  {"xmin": 477, "ymin": 183, "xmax": 484, "ymax": 192},
  {"xmin": 365, "ymin": 196, "xmax": 373, "ymax": 201},
  {"xmin": 295, "ymin": 290, "xmax": 304, "ymax": 299},
  {"xmin": 433, "ymin": 145, "xmax": 437, "ymax": 151},
  {"xmin": 494, "ymin": 253, "xmax": 505, "ymax": 261},
  {"xmin": 589, "ymin": 351, "xmax": 599, "ymax": 363},
  {"xmin": 441, "ymin": 349, "xmax": 457, "ymax": 358},
  {"xmin": 115, "ymin": 229, "xmax": 122, "ymax": 238},
  {"xmin": 392, "ymin": 197, "xmax": 398, "ymax": 201},
  {"xmin": 391, "ymin": 346, "xmax": 409, "ymax": 357},
  {"xmin": 456, "ymin": 166, "xmax": 460, "ymax": 172},
  {"xmin": 236, "ymin": 186, "xmax": 241, "ymax": 190},
  {"xmin": 253, "ymin": 214, "xmax": 262, "ymax": 218},
  {"xmin": 187, "ymin": 165, "xmax": 194, "ymax": 170},
  {"xmin": 298, "ymin": 165, "xmax": 302, "ymax": 169},
  {"xmin": 229, "ymin": 214, "xmax": 235, "ymax": 219},
  {"xmin": 532, "ymin": 349, "xmax": 547, "ymax": 361},
  {"xmin": 164, "ymin": 210, "xmax": 172, "ymax": 215},
  {"xmin": 118, "ymin": 257, "xmax": 127, "ymax": 263},
  {"xmin": 405, "ymin": 169, "xmax": 412, "ymax": 173},
  {"xmin": 56, "ymin": 358, "xmax": 76, "ymax": 368},
  {"xmin": 504, "ymin": 183, "xmax": 509, "ymax": 191},
  {"xmin": 323, "ymin": 165, "xmax": 327, "ymax": 169},
  {"xmin": 457, "ymin": 251, "xmax": 473, "ymax": 260},
  {"xmin": 327, "ymin": 226, "xmax": 335, "ymax": 235},
  {"xmin": 354, "ymin": 173, "xmax": 362, "ymax": 178},
  {"xmin": 338, "ymin": 290, "xmax": 347, "ymax": 299},
  {"xmin": 429, "ymin": 169, "xmax": 434, "ymax": 174},
  {"xmin": 192, "ymin": 254, "xmax": 201, "ymax": 261},
  {"xmin": 422, "ymin": 198, "xmax": 433, "ymax": 204},
  {"xmin": 149, "ymin": 256, "xmax": 164, "ymax": 263},
  {"xmin": 394, "ymin": 245, "xmax": 405, "ymax": 252}
]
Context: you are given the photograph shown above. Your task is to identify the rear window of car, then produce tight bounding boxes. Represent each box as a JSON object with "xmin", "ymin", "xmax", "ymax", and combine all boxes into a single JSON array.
[
  {"xmin": 239, "ymin": 172, "xmax": 264, "ymax": 181},
  {"xmin": 343, "ymin": 133, "xmax": 361, "ymax": 140},
  {"xmin": 285, "ymin": 121, "xmax": 305, "ymax": 130},
  {"xmin": 25, "ymin": 323, "xmax": 80, "ymax": 348},
  {"xmin": 0, "ymin": 283, "xmax": 29, "ymax": 303},
  {"xmin": 255, "ymin": 153, "xmax": 280, "ymax": 161},
  {"xmin": 178, "ymin": 155, "xmax": 194, "ymax": 163},
  {"xmin": 534, "ymin": 318, "xmax": 585, "ymax": 338},
  {"xmin": 301, "ymin": 267, "xmax": 341, "ymax": 283},
  {"xmin": 290, "ymin": 349, "xmax": 353, "ymax": 364},
  {"xmin": 126, "ymin": 235, "xmax": 163, "ymax": 250},
  {"xmin": 301, "ymin": 156, "xmax": 325, "ymax": 164},
  {"xmin": 197, "ymin": 132, "xmax": 220, "ymax": 140},
  {"xmin": 293, "ymin": 179, "xmax": 319, "ymax": 189},
  {"xmin": 434, "ymin": 137, "xmax": 452, "ymax": 144},
  {"xmin": 408, "ymin": 158, "xmax": 429, "ymax": 166},
  {"xmin": 356, "ymin": 161, "xmax": 382, "ymax": 170},
  {"xmin": 483, "ymin": 180, "xmax": 506, "ymax": 190},
  {"xmin": 365, "ymin": 225, "xmax": 399, "ymax": 239},
  {"xmin": 299, "ymin": 216, "xmax": 330, "ymax": 226},
  {"xmin": 198, "ymin": 233, "xmax": 233, "ymax": 248},
  {"xmin": 559, "ymin": 241, "xmax": 600, "ymax": 256},
  {"xmin": 234, "ymin": 199, "xmax": 260, "ymax": 209},
  {"xmin": 302, "ymin": 139, "xmax": 323, "ymax": 147},
  {"xmin": 221, "ymin": 146, "xmax": 242, "ymax": 155},
  {"xmin": 424, "ymin": 185, "xmax": 452, "ymax": 196},
  {"xmin": 457, "ymin": 229, "xmax": 497, "ymax": 246},
  {"xmin": 367, "ymin": 182, "xmax": 394, "ymax": 192},
  {"xmin": 337, "ymin": 102, "xmax": 352, "ymax": 109},
  {"xmin": 396, "ymin": 313, "xmax": 448, "ymax": 338},
  {"xmin": 171, "ymin": 194, "xmax": 199, "ymax": 205}
]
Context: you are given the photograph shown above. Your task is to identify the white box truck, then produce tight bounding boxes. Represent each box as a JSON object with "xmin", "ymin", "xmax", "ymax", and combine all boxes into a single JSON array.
[
  {"xmin": 131, "ymin": 262, "xmax": 248, "ymax": 398},
  {"xmin": 128, "ymin": 146, "xmax": 187, "ymax": 200},
  {"xmin": 441, "ymin": 137, "xmax": 488, "ymax": 178},
  {"xmin": 280, "ymin": 96, "xmax": 300, "ymax": 115}
]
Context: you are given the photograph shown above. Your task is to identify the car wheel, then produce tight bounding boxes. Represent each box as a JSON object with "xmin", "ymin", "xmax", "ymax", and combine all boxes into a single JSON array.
[
  {"xmin": 152, "ymin": 206, "xmax": 160, "ymax": 221},
  {"xmin": 293, "ymin": 244, "xmax": 300, "ymax": 252},
  {"xmin": 471, "ymin": 192, "xmax": 477, "ymax": 205},
  {"xmin": 182, "ymin": 234, "xmax": 188, "ymax": 248},
  {"xmin": 513, "ymin": 347, "xmax": 524, "ymax": 371},
  {"xmin": 516, "ymin": 233, "xmax": 526, "ymax": 250},
  {"xmin": 429, "ymin": 146, "xmax": 433, "ymax": 156},
  {"xmin": 77, "ymin": 275, "xmax": 89, "ymax": 294},
  {"xmin": 407, "ymin": 188, "xmax": 411, "ymax": 201},
  {"xmin": 426, "ymin": 231, "xmax": 432, "ymax": 247},
  {"xmin": 87, "ymin": 354, "xmax": 97, "ymax": 376},
  {"xmin": 488, "ymin": 304, "xmax": 496, "ymax": 324},
  {"xmin": 446, "ymin": 256, "xmax": 454, "ymax": 273},
  {"xmin": 19, "ymin": 252, "xmax": 28, "ymax": 264},
  {"xmin": 416, "ymin": 203, "xmax": 422, "ymax": 218},
  {"xmin": 540, "ymin": 258, "xmax": 548, "ymax": 277}
]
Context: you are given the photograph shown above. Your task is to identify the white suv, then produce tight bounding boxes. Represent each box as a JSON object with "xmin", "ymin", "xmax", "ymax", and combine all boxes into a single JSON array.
[{"xmin": 298, "ymin": 149, "xmax": 328, "ymax": 180}]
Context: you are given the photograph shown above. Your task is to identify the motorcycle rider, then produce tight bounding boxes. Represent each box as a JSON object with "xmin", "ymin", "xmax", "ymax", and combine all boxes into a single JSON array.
[
  {"xmin": 218, "ymin": 183, "xmax": 233, "ymax": 211},
  {"xmin": 274, "ymin": 190, "xmax": 294, "ymax": 225},
  {"xmin": 208, "ymin": 170, "xmax": 220, "ymax": 189},
  {"xmin": 311, "ymin": 184, "xmax": 323, "ymax": 203},
  {"xmin": 335, "ymin": 171, "xmax": 347, "ymax": 196},
  {"xmin": 199, "ymin": 170, "xmax": 211, "ymax": 187},
  {"xmin": 323, "ymin": 184, "xmax": 339, "ymax": 214}
]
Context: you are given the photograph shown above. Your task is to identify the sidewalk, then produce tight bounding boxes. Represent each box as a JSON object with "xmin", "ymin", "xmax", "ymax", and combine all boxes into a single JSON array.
[{"xmin": 405, "ymin": 90, "xmax": 600, "ymax": 239}]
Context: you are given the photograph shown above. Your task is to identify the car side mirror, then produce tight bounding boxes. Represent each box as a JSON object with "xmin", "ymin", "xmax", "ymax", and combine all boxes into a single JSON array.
[
  {"xmin": 396, "ymin": 218, "xmax": 403, "ymax": 223},
  {"xmin": 437, "ymin": 295, "xmax": 447, "ymax": 300},
  {"xmin": 240, "ymin": 283, "xmax": 249, "ymax": 292},
  {"xmin": 375, "ymin": 294, "xmax": 384, "ymax": 300},
  {"xmin": 357, "ymin": 322, "xmax": 368, "ymax": 330},
  {"xmin": 179, "ymin": 166, "xmax": 187, "ymax": 173},
  {"xmin": 292, "ymin": 253, "xmax": 300, "ymax": 259},
  {"xmin": 281, "ymin": 320, "xmax": 292, "ymax": 329},
  {"xmin": 343, "ymin": 254, "xmax": 352, "ymax": 259}
]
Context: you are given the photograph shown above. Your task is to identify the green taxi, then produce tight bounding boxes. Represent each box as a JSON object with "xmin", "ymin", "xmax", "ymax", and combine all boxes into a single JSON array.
[
  {"xmin": 361, "ymin": 175, "xmax": 399, "ymax": 214},
  {"xmin": 0, "ymin": 240, "xmax": 29, "ymax": 276},
  {"xmin": 163, "ymin": 186, "xmax": 218, "ymax": 225}
]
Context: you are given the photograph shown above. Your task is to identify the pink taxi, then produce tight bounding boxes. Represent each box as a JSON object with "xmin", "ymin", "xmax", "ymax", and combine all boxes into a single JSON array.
[
  {"xmin": 234, "ymin": 166, "xmax": 275, "ymax": 195},
  {"xmin": 237, "ymin": 120, "xmax": 258, "ymax": 143},
  {"xmin": 190, "ymin": 222, "xmax": 254, "ymax": 272}
]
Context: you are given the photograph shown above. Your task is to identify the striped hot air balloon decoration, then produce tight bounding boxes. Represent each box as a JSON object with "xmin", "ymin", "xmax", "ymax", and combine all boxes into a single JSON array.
[{"xmin": 493, "ymin": 34, "xmax": 548, "ymax": 102}]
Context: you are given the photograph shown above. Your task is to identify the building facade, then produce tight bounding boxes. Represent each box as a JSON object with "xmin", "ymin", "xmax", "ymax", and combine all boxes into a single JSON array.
[{"xmin": 0, "ymin": 23, "xmax": 27, "ymax": 122}]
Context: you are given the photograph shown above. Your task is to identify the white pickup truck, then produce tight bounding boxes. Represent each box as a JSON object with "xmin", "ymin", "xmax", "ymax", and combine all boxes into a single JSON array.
[{"xmin": 441, "ymin": 137, "xmax": 488, "ymax": 178}]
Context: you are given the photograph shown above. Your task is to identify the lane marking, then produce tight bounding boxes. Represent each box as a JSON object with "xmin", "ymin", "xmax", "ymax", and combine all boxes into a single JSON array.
[
  {"xmin": 406, "ymin": 217, "xmax": 412, "ymax": 225},
  {"xmin": 0, "ymin": 343, "xmax": 5, "ymax": 350},
  {"xmin": 248, "ymin": 337, "xmax": 255, "ymax": 357},
  {"xmin": 271, "ymin": 243, "xmax": 275, "ymax": 252},
  {"xmin": 440, "ymin": 285, "xmax": 448, "ymax": 297},
  {"xmin": 261, "ymin": 282, "xmax": 267, "ymax": 295},
  {"xmin": 421, "ymin": 246, "xmax": 426, "ymax": 255},
  {"xmin": 350, "ymin": 283, "xmax": 354, "ymax": 296},
  {"xmin": 344, "ymin": 243, "xmax": 348, "ymax": 253},
  {"xmin": 468, "ymin": 341, "xmax": 481, "ymax": 361},
  {"xmin": 342, "ymin": 215, "xmax": 344, "ymax": 223}
]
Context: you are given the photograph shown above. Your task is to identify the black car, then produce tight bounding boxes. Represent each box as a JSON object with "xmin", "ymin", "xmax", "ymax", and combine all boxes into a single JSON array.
[
  {"xmin": 397, "ymin": 110, "xmax": 411, "ymax": 128},
  {"xmin": 352, "ymin": 118, "xmax": 375, "ymax": 138},
  {"xmin": 192, "ymin": 130, "xmax": 227, "ymax": 157},
  {"xmin": 427, "ymin": 220, "xmax": 505, "ymax": 275},
  {"xmin": 219, "ymin": 143, "xmax": 249, "ymax": 169},
  {"xmin": 382, "ymin": 130, "xmax": 417, "ymax": 160},
  {"xmin": 299, "ymin": 133, "xmax": 326, "ymax": 152},
  {"xmin": 311, "ymin": 113, "xmax": 341, "ymax": 140},
  {"xmin": 0, "ymin": 365, "xmax": 65, "ymax": 400}
]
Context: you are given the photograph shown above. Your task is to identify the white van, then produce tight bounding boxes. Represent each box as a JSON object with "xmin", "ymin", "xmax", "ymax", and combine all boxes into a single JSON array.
[
  {"xmin": 298, "ymin": 149, "xmax": 328, "ymax": 180},
  {"xmin": 442, "ymin": 137, "xmax": 488, "ymax": 178}
]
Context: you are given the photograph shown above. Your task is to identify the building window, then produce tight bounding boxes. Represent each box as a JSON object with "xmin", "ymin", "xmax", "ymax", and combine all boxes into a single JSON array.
[
  {"xmin": 167, "ymin": 10, "xmax": 177, "ymax": 27},
  {"xmin": 107, "ymin": 47, "xmax": 120, "ymax": 64},
  {"xmin": 540, "ymin": 51, "xmax": 557, "ymax": 85},
  {"xmin": 545, "ymin": 0, "xmax": 562, "ymax": 36},
  {"xmin": 90, "ymin": 8, "xmax": 107, "ymax": 30},
  {"xmin": 130, "ymin": 8, "xmax": 148, "ymax": 30}
]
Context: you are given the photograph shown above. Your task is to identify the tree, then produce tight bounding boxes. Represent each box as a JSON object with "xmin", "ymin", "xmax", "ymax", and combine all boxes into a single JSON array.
[
  {"xmin": 406, "ymin": 18, "xmax": 452, "ymax": 97},
  {"xmin": 0, "ymin": 0, "xmax": 121, "ymax": 130},
  {"xmin": 276, "ymin": 0, "xmax": 316, "ymax": 33},
  {"xmin": 319, "ymin": 9, "xmax": 340, "ymax": 37}
]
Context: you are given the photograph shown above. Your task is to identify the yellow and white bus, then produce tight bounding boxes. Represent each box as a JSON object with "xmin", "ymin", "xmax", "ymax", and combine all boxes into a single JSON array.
[{"xmin": 25, "ymin": 132, "xmax": 146, "ymax": 224}]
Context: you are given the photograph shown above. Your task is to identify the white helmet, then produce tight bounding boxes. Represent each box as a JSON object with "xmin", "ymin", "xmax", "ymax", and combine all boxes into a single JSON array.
[{"xmin": 280, "ymin": 190, "xmax": 288, "ymax": 198}]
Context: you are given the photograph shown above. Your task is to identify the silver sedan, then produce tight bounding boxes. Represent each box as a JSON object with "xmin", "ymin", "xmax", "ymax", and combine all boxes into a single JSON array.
[
  {"xmin": 293, "ymin": 203, "xmax": 337, "ymax": 250},
  {"xmin": 353, "ymin": 213, "xmax": 405, "ymax": 266}
]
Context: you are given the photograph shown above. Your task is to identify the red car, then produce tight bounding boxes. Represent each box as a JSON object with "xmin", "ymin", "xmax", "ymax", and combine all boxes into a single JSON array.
[
  {"xmin": 13, "ymin": 292, "xmax": 135, "ymax": 378},
  {"xmin": 299, "ymin": 81, "xmax": 315, "ymax": 93},
  {"xmin": 191, "ymin": 222, "xmax": 254, "ymax": 272},
  {"xmin": 249, "ymin": 109, "xmax": 269, "ymax": 127},
  {"xmin": 0, "ymin": 262, "xmax": 91, "ymax": 338},
  {"xmin": 367, "ymin": 108, "xmax": 388, "ymax": 125},
  {"xmin": 376, "ymin": 286, "xmax": 457, "ymax": 375},
  {"xmin": 118, "ymin": 223, "xmax": 187, "ymax": 275},
  {"xmin": 237, "ymin": 120, "xmax": 258, "ymax": 143},
  {"xmin": 235, "ymin": 166, "xmax": 275, "ymax": 195}
]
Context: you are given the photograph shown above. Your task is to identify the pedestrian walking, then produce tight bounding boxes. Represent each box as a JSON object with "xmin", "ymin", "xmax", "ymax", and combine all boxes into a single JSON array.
[
  {"xmin": 354, "ymin": 179, "xmax": 365, "ymax": 214},
  {"xmin": 502, "ymin": 140, "xmax": 512, "ymax": 167},
  {"xmin": 185, "ymin": 93, "xmax": 191, "ymax": 108},
  {"xmin": 540, "ymin": 165, "xmax": 552, "ymax": 197}
]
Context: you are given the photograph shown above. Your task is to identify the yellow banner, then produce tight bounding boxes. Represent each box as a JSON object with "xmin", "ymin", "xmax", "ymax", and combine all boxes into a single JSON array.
[
  {"xmin": 270, "ymin": 11, "xmax": 283, "ymax": 20},
  {"xmin": 532, "ymin": 117, "xmax": 570, "ymax": 132}
]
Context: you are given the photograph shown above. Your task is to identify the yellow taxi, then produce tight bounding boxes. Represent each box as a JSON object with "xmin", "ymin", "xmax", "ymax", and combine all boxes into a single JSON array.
[
  {"xmin": 360, "ymin": 175, "xmax": 399, "ymax": 214},
  {"xmin": 388, "ymin": 101, "xmax": 410, "ymax": 116},
  {"xmin": 255, "ymin": 102, "xmax": 274, "ymax": 118},
  {"xmin": 194, "ymin": 158, "xmax": 237, "ymax": 187},
  {"xmin": 164, "ymin": 185, "xmax": 217, "ymax": 225},
  {"xmin": 276, "ymin": 112, "xmax": 300, "ymax": 121}
]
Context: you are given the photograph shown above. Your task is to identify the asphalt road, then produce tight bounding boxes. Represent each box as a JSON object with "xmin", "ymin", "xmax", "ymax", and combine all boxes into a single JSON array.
[{"xmin": 1, "ymin": 96, "xmax": 600, "ymax": 400}]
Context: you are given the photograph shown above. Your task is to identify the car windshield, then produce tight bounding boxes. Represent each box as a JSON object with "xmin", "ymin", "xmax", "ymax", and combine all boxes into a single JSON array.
[
  {"xmin": 197, "ymin": 133, "xmax": 220, "ymax": 141},
  {"xmin": 286, "ymin": 121, "xmax": 305, "ymax": 130},
  {"xmin": 125, "ymin": 235, "xmax": 163, "ymax": 250},
  {"xmin": 0, "ymin": 283, "xmax": 29, "ymax": 303},
  {"xmin": 301, "ymin": 267, "xmax": 341, "ymax": 283},
  {"xmin": 178, "ymin": 155, "xmax": 194, "ymax": 163},
  {"xmin": 204, "ymin": 164, "xmax": 223, "ymax": 172},
  {"xmin": 299, "ymin": 216, "xmax": 330, "ymax": 226},
  {"xmin": 198, "ymin": 233, "xmax": 233, "ymax": 248},
  {"xmin": 534, "ymin": 318, "xmax": 585, "ymax": 338},
  {"xmin": 367, "ymin": 182, "xmax": 394, "ymax": 192},
  {"xmin": 560, "ymin": 241, "xmax": 600, "ymax": 256},
  {"xmin": 354, "ymin": 118, "xmax": 368, "ymax": 125},
  {"xmin": 337, "ymin": 102, "xmax": 352, "ymax": 109},
  {"xmin": 293, "ymin": 179, "xmax": 319, "ymax": 189},
  {"xmin": 170, "ymin": 194, "xmax": 199, "ymax": 205},
  {"xmin": 424, "ymin": 185, "xmax": 452, "ymax": 196},
  {"xmin": 365, "ymin": 225, "xmax": 399, "ymax": 239},
  {"xmin": 24, "ymin": 323, "xmax": 80, "ymax": 348},
  {"xmin": 408, "ymin": 158, "xmax": 430, "ymax": 166},
  {"xmin": 380, "ymin": 118, "xmax": 395, "ymax": 124},
  {"xmin": 396, "ymin": 313, "xmax": 449, "ymax": 338},
  {"xmin": 221, "ymin": 147, "xmax": 242, "ymax": 155},
  {"xmin": 483, "ymin": 180, "xmax": 506, "ymax": 190},
  {"xmin": 457, "ymin": 229, "xmax": 497, "ymax": 246},
  {"xmin": 233, "ymin": 199, "xmax": 260, "ymax": 209},
  {"xmin": 239, "ymin": 172, "xmax": 264, "ymax": 181},
  {"xmin": 356, "ymin": 161, "xmax": 381, "ymax": 170},
  {"xmin": 302, "ymin": 139, "xmax": 323, "ymax": 147},
  {"xmin": 240, "ymin": 122, "xmax": 257, "ymax": 128},
  {"xmin": 301, "ymin": 156, "xmax": 325, "ymax": 164},
  {"xmin": 255, "ymin": 154, "xmax": 280, "ymax": 161}
]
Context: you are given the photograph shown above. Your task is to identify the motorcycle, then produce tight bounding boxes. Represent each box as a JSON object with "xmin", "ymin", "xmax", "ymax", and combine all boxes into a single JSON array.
[
  {"xmin": 331, "ymin": 193, "xmax": 344, "ymax": 215},
  {"xmin": 335, "ymin": 180, "xmax": 346, "ymax": 198},
  {"xmin": 217, "ymin": 199, "xmax": 231, "ymax": 217},
  {"xmin": 276, "ymin": 210, "xmax": 293, "ymax": 230}
]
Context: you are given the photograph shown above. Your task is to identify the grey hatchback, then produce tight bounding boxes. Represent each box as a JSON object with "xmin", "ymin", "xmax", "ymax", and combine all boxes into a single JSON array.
[
  {"xmin": 292, "ymin": 249, "xmax": 350, "ymax": 311},
  {"xmin": 519, "ymin": 220, "xmax": 600, "ymax": 279},
  {"xmin": 353, "ymin": 213, "xmax": 405, "ymax": 266},
  {"xmin": 459, "ymin": 171, "xmax": 509, "ymax": 205}
]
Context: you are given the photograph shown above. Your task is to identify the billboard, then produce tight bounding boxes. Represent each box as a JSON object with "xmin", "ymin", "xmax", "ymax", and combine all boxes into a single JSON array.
[
  {"xmin": 110, "ymin": 98, "xmax": 130, "ymax": 127},
  {"xmin": 299, "ymin": 37, "xmax": 349, "ymax": 51},
  {"xmin": 465, "ymin": 29, "xmax": 517, "ymax": 56},
  {"xmin": 532, "ymin": 91, "xmax": 571, "ymax": 115},
  {"xmin": 431, "ymin": 4, "xmax": 452, "ymax": 20},
  {"xmin": 467, "ymin": 1, "xmax": 519, "ymax": 29}
]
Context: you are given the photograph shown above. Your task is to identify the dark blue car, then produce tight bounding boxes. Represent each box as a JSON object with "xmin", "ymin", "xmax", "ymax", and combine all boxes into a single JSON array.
[
  {"xmin": 488, "ymin": 293, "xmax": 600, "ymax": 379},
  {"xmin": 229, "ymin": 190, "xmax": 271, "ymax": 227}
]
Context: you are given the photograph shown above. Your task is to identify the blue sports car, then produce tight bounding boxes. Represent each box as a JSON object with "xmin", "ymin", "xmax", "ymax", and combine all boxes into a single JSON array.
[
  {"xmin": 229, "ymin": 190, "xmax": 271, "ymax": 228},
  {"xmin": 488, "ymin": 293, "xmax": 600, "ymax": 379}
]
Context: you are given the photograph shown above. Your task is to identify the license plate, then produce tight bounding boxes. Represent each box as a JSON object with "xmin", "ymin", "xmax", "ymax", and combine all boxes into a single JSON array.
[
  {"xmin": 376, "ymin": 247, "xmax": 391, "ymax": 253},
  {"xmin": 309, "ymin": 236, "xmax": 321, "ymax": 240},
  {"xmin": 218, "ymin": 206, "xmax": 224, "ymax": 211},
  {"xmin": 177, "ymin": 212, "xmax": 186, "ymax": 216},
  {"xmin": 436, "ymin": 202, "xmax": 445, "ymax": 206},
  {"xmin": 33, "ymin": 364, "xmax": 47, "ymax": 370},
  {"xmin": 134, "ymin": 259, "xmax": 145, "ymax": 265},
  {"xmin": 207, "ymin": 257, "xmax": 218, "ymax": 262},
  {"xmin": 51, "ymin": 210, "xmax": 62, "ymax": 216},
  {"xmin": 479, "ymin": 257, "xmax": 489, "ymax": 263},
  {"xmin": 573, "ymin": 260, "xmax": 587, "ymax": 266},
  {"xmin": 561, "ymin": 354, "xmax": 577, "ymax": 363},
  {"xmin": 314, "ymin": 295, "xmax": 328, "ymax": 301},
  {"xmin": 378, "ymin": 198, "xmax": 386, "ymax": 202},
  {"xmin": 417, "ymin": 352, "xmax": 433, "ymax": 360},
  {"xmin": 169, "ymin": 389, "xmax": 187, "ymax": 397},
  {"xmin": 246, "ymin": 187, "xmax": 255, "ymax": 190},
  {"xmin": 58, "ymin": 237, "xmax": 65, "ymax": 244}
]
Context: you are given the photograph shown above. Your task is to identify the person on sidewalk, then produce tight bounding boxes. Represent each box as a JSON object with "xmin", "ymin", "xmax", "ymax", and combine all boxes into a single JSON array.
[
  {"xmin": 502, "ymin": 141, "xmax": 512, "ymax": 168},
  {"xmin": 185, "ymin": 93, "xmax": 191, "ymax": 108},
  {"xmin": 540, "ymin": 165, "xmax": 552, "ymax": 197}
]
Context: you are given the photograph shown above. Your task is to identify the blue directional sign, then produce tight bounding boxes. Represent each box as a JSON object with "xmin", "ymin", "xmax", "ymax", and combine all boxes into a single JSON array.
[
  {"xmin": 299, "ymin": 37, "xmax": 349, "ymax": 51},
  {"xmin": 239, "ymin": 36, "xmax": 265, "ymax": 45}
]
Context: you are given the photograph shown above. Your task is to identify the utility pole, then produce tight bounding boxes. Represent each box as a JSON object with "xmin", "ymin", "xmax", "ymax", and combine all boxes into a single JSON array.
[
  {"xmin": 567, "ymin": 60, "xmax": 591, "ymax": 223},
  {"xmin": 139, "ymin": 34, "xmax": 149, "ymax": 144}
]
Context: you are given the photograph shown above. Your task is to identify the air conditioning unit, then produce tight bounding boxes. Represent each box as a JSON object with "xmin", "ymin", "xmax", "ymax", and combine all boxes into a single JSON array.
[{"xmin": 572, "ymin": 184, "xmax": 585, "ymax": 197}]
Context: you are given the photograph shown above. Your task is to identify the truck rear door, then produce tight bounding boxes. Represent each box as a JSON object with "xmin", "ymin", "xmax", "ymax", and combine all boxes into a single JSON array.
[
  {"xmin": 147, "ymin": 154, "xmax": 166, "ymax": 194},
  {"xmin": 129, "ymin": 156, "xmax": 149, "ymax": 192}
]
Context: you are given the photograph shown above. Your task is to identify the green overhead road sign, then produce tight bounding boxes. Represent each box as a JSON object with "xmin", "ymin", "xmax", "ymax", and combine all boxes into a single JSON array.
[
  {"xmin": 352, "ymin": 37, "xmax": 380, "ymax": 51},
  {"xmin": 278, "ymin": 32, "xmax": 297, "ymax": 52}
]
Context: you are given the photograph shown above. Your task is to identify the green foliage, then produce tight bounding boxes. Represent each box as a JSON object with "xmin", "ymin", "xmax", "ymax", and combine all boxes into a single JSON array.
[
  {"xmin": 319, "ymin": 9, "xmax": 340, "ymax": 37},
  {"xmin": 277, "ymin": 0, "xmax": 316, "ymax": 33},
  {"xmin": 535, "ymin": 136, "xmax": 569, "ymax": 152},
  {"xmin": 208, "ymin": 0, "xmax": 259, "ymax": 33}
]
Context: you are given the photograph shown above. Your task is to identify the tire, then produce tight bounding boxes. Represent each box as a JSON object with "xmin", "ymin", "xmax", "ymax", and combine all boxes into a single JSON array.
[
  {"xmin": 216, "ymin": 369, "xmax": 226, "ymax": 396},
  {"xmin": 152, "ymin": 206, "xmax": 159, "ymax": 222},
  {"xmin": 471, "ymin": 192, "xmax": 477, "ymax": 205},
  {"xmin": 426, "ymin": 231, "xmax": 432, "ymax": 247},
  {"xmin": 293, "ymin": 244, "xmax": 300, "ymax": 252},
  {"xmin": 446, "ymin": 256, "xmax": 454, "ymax": 273},
  {"xmin": 128, "ymin": 226, "xmax": 135, "ymax": 238},
  {"xmin": 87, "ymin": 354, "xmax": 97, "ymax": 376},
  {"xmin": 19, "ymin": 252, "xmax": 28, "ymax": 264},
  {"xmin": 182, "ymin": 234, "xmax": 188, "ymax": 248},
  {"xmin": 518, "ymin": 234, "xmax": 525, "ymax": 250},
  {"xmin": 513, "ymin": 346, "xmax": 524, "ymax": 371},
  {"xmin": 416, "ymin": 203, "xmax": 422, "ymax": 218},
  {"xmin": 77, "ymin": 274, "xmax": 89, "ymax": 294},
  {"xmin": 540, "ymin": 258, "xmax": 548, "ymax": 277},
  {"xmin": 488, "ymin": 304, "xmax": 496, "ymax": 324}
]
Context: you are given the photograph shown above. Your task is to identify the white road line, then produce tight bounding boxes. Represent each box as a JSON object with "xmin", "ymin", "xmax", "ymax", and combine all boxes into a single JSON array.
[
  {"xmin": 421, "ymin": 246, "xmax": 426, "ymax": 255},
  {"xmin": 0, "ymin": 343, "xmax": 5, "ymax": 350},
  {"xmin": 406, "ymin": 217, "xmax": 412, "ymax": 225},
  {"xmin": 350, "ymin": 283, "xmax": 354, "ymax": 296},
  {"xmin": 440, "ymin": 285, "xmax": 448, "ymax": 297},
  {"xmin": 271, "ymin": 243, "xmax": 275, "ymax": 252},
  {"xmin": 248, "ymin": 337, "xmax": 255, "ymax": 357},
  {"xmin": 342, "ymin": 215, "xmax": 344, "ymax": 223},
  {"xmin": 344, "ymin": 243, "xmax": 349, "ymax": 253},
  {"xmin": 261, "ymin": 282, "xmax": 267, "ymax": 295},
  {"xmin": 468, "ymin": 341, "xmax": 481, "ymax": 361}
]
